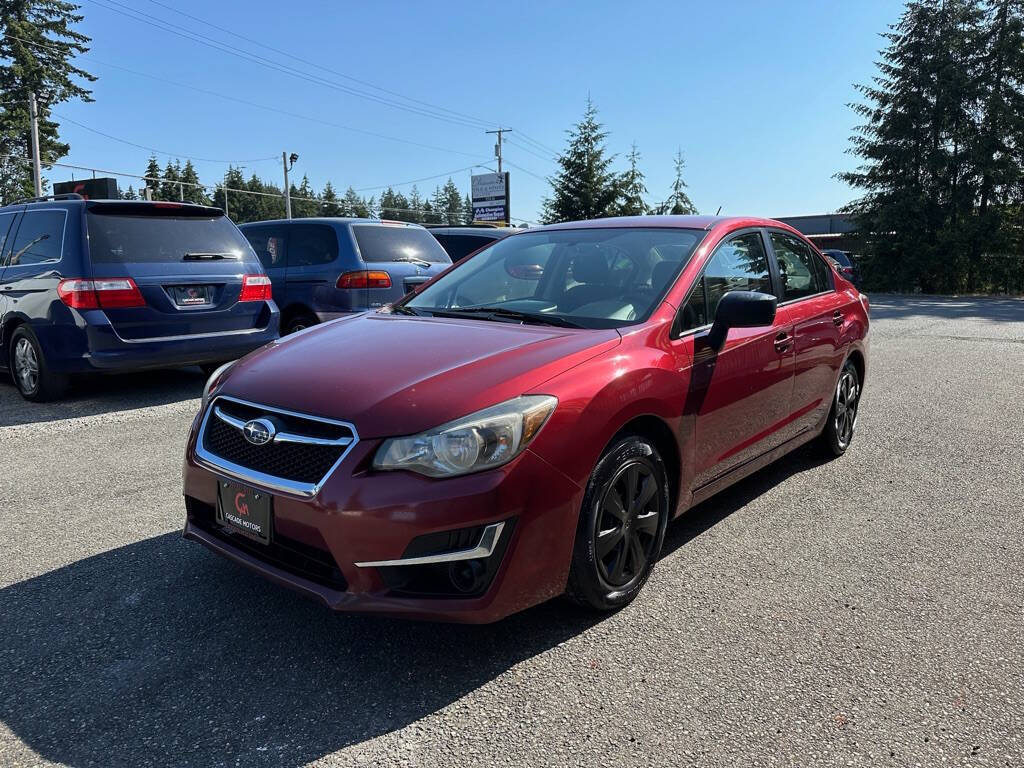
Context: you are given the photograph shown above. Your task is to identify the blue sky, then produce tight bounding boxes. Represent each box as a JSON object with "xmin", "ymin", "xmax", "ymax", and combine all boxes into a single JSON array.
[{"xmin": 54, "ymin": 0, "xmax": 903, "ymax": 223}]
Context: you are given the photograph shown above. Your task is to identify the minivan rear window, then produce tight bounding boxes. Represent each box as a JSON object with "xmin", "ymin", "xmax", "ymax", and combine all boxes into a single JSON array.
[
  {"xmin": 352, "ymin": 224, "xmax": 451, "ymax": 264},
  {"xmin": 87, "ymin": 210, "xmax": 254, "ymax": 264}
]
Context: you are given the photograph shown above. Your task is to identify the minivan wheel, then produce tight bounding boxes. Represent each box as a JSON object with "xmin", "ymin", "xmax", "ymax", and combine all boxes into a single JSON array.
[
  {"xmin": 566, "ymin": 434, "xmax": 669, "ymax": 612},
  {"xmin": 9, "ymin": 326, "xmax": 68, "ymax": 402},
  {"xmin": 284, "ymin": 313, "xmax": 317, "ymax": 335},
  {"xmin": 820, "ymin": 359, "xmax": 861, "ymax": 457}
]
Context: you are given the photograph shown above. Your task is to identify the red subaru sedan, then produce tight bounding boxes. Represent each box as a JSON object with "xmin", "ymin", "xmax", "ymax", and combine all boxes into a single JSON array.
[{"xmin": 182, "ymin": 216, "xmax": 869, "ymax": 623}]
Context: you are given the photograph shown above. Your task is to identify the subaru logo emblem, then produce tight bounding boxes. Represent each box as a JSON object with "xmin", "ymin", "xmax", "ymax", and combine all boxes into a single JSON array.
[{"xmin": 242, "ymin": 418, "xmax": 275, "ymax": 446}]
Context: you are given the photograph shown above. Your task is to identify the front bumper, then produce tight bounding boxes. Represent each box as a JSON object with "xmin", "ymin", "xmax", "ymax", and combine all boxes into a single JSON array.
[{"xmin": 182, "ymin": 436, "xmax": 582, "ymax": 623}]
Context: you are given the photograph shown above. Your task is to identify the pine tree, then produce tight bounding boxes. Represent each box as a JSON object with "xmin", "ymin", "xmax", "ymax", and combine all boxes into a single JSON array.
[
  {"xmin": 463, "ymin": 192, "xmax": 474, "ymax": 224},
  {"xmin": 160, "ymin": 159, "xmax": 182, "ymax": 201},
  {"xmin": 0, "ymin": 0, "xmax": 95, "ymax": 202},
  {"xmin": 392, "ymin": 191, "xmax": 411, "ymax": 222},
  {"xmin": 614, "ymin": 142, "xmax": 648, "ymax": 216},
  {"xmin": 179, "ymin": 160, "xmax": 207, "ymax": 205},
  {"xmin": 379, "ymin": 187, "xmax": 397, "ymax": 219},
  {"xmin": 440, "ymin": 177, "xmax": 462, "ymax": 225},
  {"xmin": 542, "ymin": 97, "xmax": 620, "ymax": 223},
  {"xmin": 320, "ymin": 181, "xmax": 342, "ymax": 216},
  {"xmin": 841, "ymin": 0, "xmax": 986, "ymax": 292},
  {"xmin": 120, "ymin": 185, "xmax": 137, "ymax": 200},
  {"xmin": 343, "ymin": 186, "xmax": 369, "ymax": 217},
  {"xmin": 290, "ymin": 174, "xmax": 318, "ymax": 218},
  {"xmin": 211, "ymin": 166, "xmax": 250, "ymax": 221},
  {"xmin": 142, "ymin": 156, "xmax": 162, "ymax": 200},
  {"xmin": 662, "ymin": 149, "xmax": 697, "ymax": 215}
]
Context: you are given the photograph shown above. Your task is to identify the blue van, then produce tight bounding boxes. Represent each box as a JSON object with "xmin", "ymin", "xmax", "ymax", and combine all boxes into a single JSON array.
[
  {"xmin": 239, "ymin": 218, "xmax": 451, "ymax": 334},
  {"xmin": 0, "ymin": 195, "xmax": 279, "ymax": 401}
]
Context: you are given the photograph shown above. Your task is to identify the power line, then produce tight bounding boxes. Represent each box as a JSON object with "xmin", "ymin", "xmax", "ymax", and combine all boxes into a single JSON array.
[
  {"xmin": 84, "ymin": 0, "xmax": 495, "ymax": 132},
  {"xmin": 52, "ymin": 112, "xmax": 278, "ymax": 164},
  {"xmin": 505, "ymin": 138, "xmax": 558, "ymax": 164},
  {"xmin": 142, "ymin": 0, "xmax": 498, "ymax": 132},
  {"xmin": 353, "ymin": 163, "xmax": 491, "ymax": 193},
  {"xmin": 503, "ymin": 160, "xmax": 549, "ymax": 183},
  {"xmin": 511, "ymin": 131, "xmax": 560, "ymax": 157},
  {"xmin": 5, "ymin": 35, "xmax": 483, "ymax": 160}
]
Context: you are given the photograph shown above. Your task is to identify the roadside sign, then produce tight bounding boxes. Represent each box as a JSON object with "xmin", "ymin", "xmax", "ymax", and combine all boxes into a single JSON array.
[{"xmin": 471, "ymin": 172, "xmax": 510, "ymax": 225}]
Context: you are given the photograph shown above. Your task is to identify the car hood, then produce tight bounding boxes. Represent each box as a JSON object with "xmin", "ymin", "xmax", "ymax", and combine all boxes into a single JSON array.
[{"xmin": 219, "ymin": 312, "xmax": 620, "ymax": 438}]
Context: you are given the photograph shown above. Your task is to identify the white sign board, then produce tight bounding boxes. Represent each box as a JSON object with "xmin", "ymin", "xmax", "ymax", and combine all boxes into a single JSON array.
[{"xmin": 471, "ymin": 172, "xmax": 509, "ymax": 223}]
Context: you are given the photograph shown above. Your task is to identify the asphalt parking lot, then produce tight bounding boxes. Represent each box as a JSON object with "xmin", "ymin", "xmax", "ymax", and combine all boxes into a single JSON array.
[{"xmin": 1, "ymin": 294, "xmax": 1022, "ymax": 768}]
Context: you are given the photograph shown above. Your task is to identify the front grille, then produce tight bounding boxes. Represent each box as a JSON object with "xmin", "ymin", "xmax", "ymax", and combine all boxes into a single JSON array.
[
  {"xmin": 198, "ymin": 396, "xmax": 358, "ymax": 491},
  {"xmin": 186, "ymin": 497, "xmax": 347, "ymax": 591}
]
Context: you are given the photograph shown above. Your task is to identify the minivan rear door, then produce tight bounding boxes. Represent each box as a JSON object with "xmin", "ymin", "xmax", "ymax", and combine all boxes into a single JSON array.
[
  {"xmin": 350, "ymin": 222, "xmax": 451, "ymax": 307},
  {"xmin": 85, "ymin": 203, "xmax": 270, "ymax": 340}
]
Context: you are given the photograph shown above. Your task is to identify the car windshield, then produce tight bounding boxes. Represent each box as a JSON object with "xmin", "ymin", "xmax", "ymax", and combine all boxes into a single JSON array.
[{"xmin": 402, "ymin": 227, "xmax": 706, "ymax": 329}]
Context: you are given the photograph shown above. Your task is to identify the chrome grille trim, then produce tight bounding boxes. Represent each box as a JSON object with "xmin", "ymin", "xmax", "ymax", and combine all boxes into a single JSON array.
[{"xmin": 194, "ymin": 395, "xmax": 360, "ymax": 497}]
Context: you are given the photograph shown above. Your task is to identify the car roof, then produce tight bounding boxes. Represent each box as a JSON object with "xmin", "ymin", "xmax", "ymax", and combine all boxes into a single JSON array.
[
  {"xmin": 427, "ymin": 226, "xmax": 516, "ymax": 237},
  {"xmin": 239, "ymin": 217, "xmax": 426, "ymax": 229},
  {"xmin": 523, "ymin": 215, "xmax": 806, "ymax": 235}
]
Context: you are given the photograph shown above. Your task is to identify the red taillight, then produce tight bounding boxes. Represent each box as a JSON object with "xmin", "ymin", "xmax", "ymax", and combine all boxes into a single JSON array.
[
  {"xmin": 239, "ymin": 274, "xmax": 272, "ymax": 302},
  {"xmin": 337, "ymin": 270, "xmax": 392, "ymax": 289},
  {"xmin": 57, "ymin": 278, "xmax": 145, "ymax": 309}
]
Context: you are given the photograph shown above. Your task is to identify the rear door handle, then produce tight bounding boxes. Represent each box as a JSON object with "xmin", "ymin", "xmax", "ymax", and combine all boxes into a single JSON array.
[
  {"xmin": 774, "ymin": 332, "xmax": 791, "ymax": 353},
  {"xmin": 832, "ymin": 310, "xmax": 844, "ymax": 326}
]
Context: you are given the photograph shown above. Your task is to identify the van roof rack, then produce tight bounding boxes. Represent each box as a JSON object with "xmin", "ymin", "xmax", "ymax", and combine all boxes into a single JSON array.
[{"xmin": 8, "ymin": 192, "xmax": 85, "ymax": 205}]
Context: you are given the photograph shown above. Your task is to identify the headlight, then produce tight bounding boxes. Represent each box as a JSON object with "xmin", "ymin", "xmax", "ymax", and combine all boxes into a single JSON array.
[
  {"xmin": 200, "ymin": 360, "xmax": 238, "ymax": 412},
  {"xmin": 373, "ymin": 395, "xmax": 557, "ymax": 477}
]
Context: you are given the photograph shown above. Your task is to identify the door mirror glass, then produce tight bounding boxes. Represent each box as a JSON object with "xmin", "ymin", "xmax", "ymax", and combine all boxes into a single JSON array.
[{"xmin": 707, "ymin": 290, "xmax": 777, "ymax": 350}]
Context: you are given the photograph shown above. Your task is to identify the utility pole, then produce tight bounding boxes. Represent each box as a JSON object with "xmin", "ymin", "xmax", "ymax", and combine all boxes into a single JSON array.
[
  {"xmin": 282, "ymin": 151, "xmax": 298, "ymax": 219},
  {"xmin": 28, "ymin": 93, "xmax": 43, "ymax": 197},
  {"xmin": 485, "ymin": 128, "xmax": 510, "ymax": 174}
]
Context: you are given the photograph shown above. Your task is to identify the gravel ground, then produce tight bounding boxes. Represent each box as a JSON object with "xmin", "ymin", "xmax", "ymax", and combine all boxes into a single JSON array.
[{"xmin": 0, "ymin": 295, "xmax": 1022, "ymax": 768}]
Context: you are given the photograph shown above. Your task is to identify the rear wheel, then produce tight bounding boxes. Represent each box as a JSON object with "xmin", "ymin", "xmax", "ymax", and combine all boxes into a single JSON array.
[
  {"xmin": 566, "ymin": 434, "xmax": 669, "ymax": 612},
  {"xmin": 820, "ymin": 359, "xmax": 861, "ymax": 457},
  {"xmin": 284, "ymin": 312, "xmax": 318, "ymax": 335},
  {"xmin": 9, "ymin": 326, "xmax": 68, "ymax": 402}
]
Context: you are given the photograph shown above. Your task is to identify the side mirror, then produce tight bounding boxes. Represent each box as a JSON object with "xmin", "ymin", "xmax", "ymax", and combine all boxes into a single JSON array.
[{"xmin": 706, "ymin": 290, "xmax": 777, "ymax": 350}]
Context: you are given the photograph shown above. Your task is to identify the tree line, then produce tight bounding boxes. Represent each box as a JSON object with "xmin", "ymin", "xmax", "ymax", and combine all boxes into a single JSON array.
[
  {"xmin": 844, "ymin": 0, "xmax": 1024, "ymax": 293},
  {"xmin": 126, "ymin": 156, "xmax": 478, "ymax": 226}
]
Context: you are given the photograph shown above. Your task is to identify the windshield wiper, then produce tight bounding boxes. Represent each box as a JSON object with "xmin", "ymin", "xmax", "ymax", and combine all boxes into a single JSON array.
[
  {"xmin": 388, "ymin": 304, "xmax": 426, "ymax": 316},
  {"xmin": 427, "ymin": 306, "xmax": 584, "ymax": 328},
  {"xmin": 390, "ymin": 256, "xmax": 432, "ymax": 268},
  {"xmin": 183, "ymin": 251, "xmax": 240, "ymax": 260}
]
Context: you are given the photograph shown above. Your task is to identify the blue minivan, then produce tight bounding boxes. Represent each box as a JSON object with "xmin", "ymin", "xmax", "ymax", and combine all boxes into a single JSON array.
[
  {"xmin": 239, "ymin": 218, "xmax": 451, "ymax": 334},
  {"xmin": 0, "ymin": 195, "xmax": 279, "ymax": 401}
]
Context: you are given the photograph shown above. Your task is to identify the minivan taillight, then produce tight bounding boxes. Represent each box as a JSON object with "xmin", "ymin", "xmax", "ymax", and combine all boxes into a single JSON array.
[
  {"xmin": 337, "ymin": 270, "xmax": 392, "ymax": 289},
  {"xmin": 239, "ymin": 274, "xmax": 272, "ymax": 302},
  {"xmin": 57, "ymin": 278, "xmax": 146, "ymax": 309}
]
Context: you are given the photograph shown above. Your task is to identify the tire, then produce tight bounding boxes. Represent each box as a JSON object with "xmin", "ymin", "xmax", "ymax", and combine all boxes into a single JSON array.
[
  {"xmin": 283, "ymin": 312, "xmax": 317, "ymax": 335},
  {"xmin": 820, "ymin": 359, "xmax": 861, "ymax": 457},
  {"xmin": 9, "ymin": 325, "xmax": 68, "ymax": 402},
  {"xmin": 566, "ymin": 434, "xmax": 670, "ymax": 612}
]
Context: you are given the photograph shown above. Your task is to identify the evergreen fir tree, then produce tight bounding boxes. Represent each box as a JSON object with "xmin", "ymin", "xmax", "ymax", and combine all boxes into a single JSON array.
[
  {"xmin": 408, "ymin": 185, "xmax": 424, "ymax": 224},
  {"xmin": 179, "ymin": 160, "xmax": 207, "ymax": 205},
  {"xmin": 542, "ymin": 97, "xmax": 620, "ymax": 223},
  {"xmin": 463, "ymin": 192, "xmax": 474, "ymax": 224},
  {"xmin": 321, "ymin": 181, "xmax": 342, "ymax": 216},
  {"xmin": 614, "ymin": 142, "xmax": 648, "ymax": 216},
  {"xmin": 0, "ymin": 0, "xmax": 95, "ymax": 202},
  {"xmin": 661, "ymin": 149, "xmax": 697, "ymax": 215},
  {"xmin": 160, "ymin": 159, "xmax": 182, "ymax": 201},
  {"xmin": 343, "ymin": 186, "xmax": 369, "ymax": 218},
  {"xmin": 142, "ymin": 156, "xmax": 162, "ymax": 200}
]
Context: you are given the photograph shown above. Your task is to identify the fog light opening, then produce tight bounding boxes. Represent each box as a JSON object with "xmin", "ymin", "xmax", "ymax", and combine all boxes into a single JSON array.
[{"xmin": 448, "ymin": 559, "xmax": 487, "ymax": 594}]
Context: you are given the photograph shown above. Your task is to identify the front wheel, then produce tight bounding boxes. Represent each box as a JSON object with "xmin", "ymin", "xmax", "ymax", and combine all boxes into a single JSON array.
[
  {"xmin": 9, "ymin": 326, "xmax": 68, "ymax": 402},
  {"xmin": 820, "ymin": 359, "xmax": 861, "ymax": 457},
  {"xmin": 566, "ymin": 434, "xmax": 670, "ymax": 612}
]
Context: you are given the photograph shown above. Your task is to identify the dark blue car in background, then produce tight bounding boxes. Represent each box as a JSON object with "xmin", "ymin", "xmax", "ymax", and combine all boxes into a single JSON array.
[
  {"xmin": 0, "ymin": 195, "xmax": 278, "ymax": 401},
  {"xmin": 240, "ymin": 218, "xmax": 451, "ymax": 334}
]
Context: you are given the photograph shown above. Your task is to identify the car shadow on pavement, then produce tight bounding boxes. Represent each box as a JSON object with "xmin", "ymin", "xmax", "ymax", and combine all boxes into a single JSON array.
[
  {"xmin": 868, "ymin": 293, "xmax": 1024, "ymax": 324},
  {"xmin": 0, "ymin": 530, "xmax": 603, "ymax": 767},
  {"xmin": 0, "ymin": 445, "xmax": 830, "ymax": 767},
  {"xmin": 0, "ymin": 367, "xmax": 205, "ymax": 428}
]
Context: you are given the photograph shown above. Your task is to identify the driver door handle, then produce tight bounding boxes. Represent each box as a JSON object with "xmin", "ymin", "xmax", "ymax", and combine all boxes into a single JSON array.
[
  {"xmin": 774, "ymin": 332, "xmax": 791, "ymax": 353},
  {"xmin": 832, "ymin": 310, "xmax": 844, "ymax": 326}
]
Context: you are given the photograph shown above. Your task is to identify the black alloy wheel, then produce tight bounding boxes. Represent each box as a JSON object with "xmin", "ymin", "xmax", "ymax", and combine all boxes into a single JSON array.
[{"xmin": 567, "ymin": 434, "xmax": 669, "ymax": 611}]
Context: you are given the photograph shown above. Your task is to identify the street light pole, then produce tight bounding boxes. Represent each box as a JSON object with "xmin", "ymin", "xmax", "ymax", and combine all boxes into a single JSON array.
[{"xmin": 282, "ymin": 152, "xmax": 298, "ymax": 219}]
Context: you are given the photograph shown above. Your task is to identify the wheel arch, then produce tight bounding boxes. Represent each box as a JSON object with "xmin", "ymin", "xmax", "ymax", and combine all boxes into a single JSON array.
[
  {"xmin": 611, "ymin": 414, "xmax": 682, "ymax": 519},
  {"xmin": 846, "ymin": 347, "xmax": 866, "ymax": 386}
]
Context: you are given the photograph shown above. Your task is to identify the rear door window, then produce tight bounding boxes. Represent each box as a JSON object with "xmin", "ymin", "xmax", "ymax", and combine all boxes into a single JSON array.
[
  {"xmin": 287, "ymin": 223, "xmax": 338, "ymax": 267},
  {"xmin": 770, "ymin": 232, "xmax": 831, "ymax": 301},
  {"xmin": 353, "ymin": 224, "xmax": 451, "ymax": 263},
  {"xmin": 86, "ymin": 208, "xmax": 253, "ymax": 264},
  {"xmin": 436, "ymin": 234, "xmax": 495, "ymax": 262},
  {"xmin": 7, "ymin": 210, "xmax": 66, "ymax": 266},
  {"xmin": 244, "ymin": 227, "xmax": 287, "ymax": 271}
]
